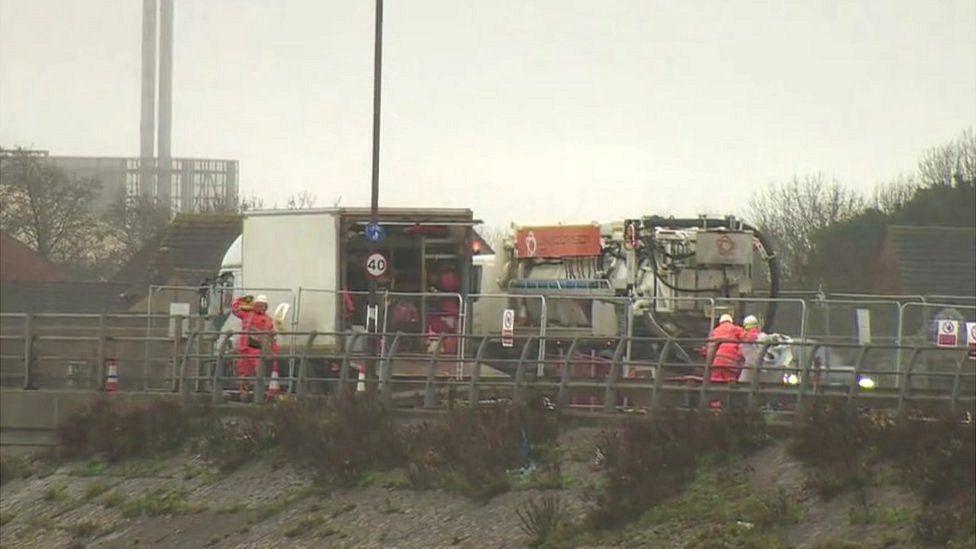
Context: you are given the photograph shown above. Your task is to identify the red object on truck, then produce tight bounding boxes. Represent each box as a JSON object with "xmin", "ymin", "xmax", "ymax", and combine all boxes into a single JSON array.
[{"xmin": 515, "ymin": 225, "xmax": 601, "ymax": 258}]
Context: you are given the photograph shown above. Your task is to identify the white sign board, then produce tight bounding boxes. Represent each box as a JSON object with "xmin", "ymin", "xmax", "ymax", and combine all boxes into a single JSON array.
[
  {"xmin": 501, "ymin": 309, "xmax": 515, "ymax": 348},
  {"xmin": 364, "ymin": 252, "xmax": 389, "ymax": 278},
  {"xmin": 169, "ymin": 302, "xmax": 191, "ymax": 337},
  {"xmin": 855, "ymin": 308, "xmax": 871, "ymax": 346},
  {"xmin": 936, "ymin": 319, "xmax": 959, "ymax": 348},
  {"xmin": 967, "ymin": 322, "xmax": 976, "ymax": 361}
]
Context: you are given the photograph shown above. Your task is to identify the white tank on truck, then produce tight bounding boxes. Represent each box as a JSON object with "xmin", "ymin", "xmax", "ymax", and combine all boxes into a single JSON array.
[{"xmin": 469, "ymin": 215, "xmax": 781, "ymax": 358}]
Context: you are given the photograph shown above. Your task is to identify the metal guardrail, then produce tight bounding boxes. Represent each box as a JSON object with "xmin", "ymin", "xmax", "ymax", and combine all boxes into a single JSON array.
[{"xmin": 2, "ymin": 316, "xmax": 973, "ymax": 416}]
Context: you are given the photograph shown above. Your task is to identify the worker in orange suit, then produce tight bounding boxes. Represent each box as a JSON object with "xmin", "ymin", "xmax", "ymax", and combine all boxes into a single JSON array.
[
  {"xmin": 707, "ymin": 313, "xmax": 745, "ymax": 383},
  {"xmin": 231, "ymin": 294, "xmax": 280, "ymax": 399}
]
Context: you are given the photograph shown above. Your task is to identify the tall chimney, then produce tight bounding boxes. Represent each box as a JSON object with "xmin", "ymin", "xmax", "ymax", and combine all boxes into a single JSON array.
[
  {"xmin": 157, "ymin": 0, "xmax": 174, "ymax": 211},
  {"xmin": 139, "ymin": 0, "xmax": 157, "ymax": 199}
]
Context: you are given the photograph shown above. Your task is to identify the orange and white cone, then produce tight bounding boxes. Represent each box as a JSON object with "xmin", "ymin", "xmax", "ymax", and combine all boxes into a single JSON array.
[
  {"xmin": 104, "ymin": 360, "xmax": 119, "ymax": 393},
  {"xmin": 267, "ymin": 368, "xmax": 281, "ymax": 400}
]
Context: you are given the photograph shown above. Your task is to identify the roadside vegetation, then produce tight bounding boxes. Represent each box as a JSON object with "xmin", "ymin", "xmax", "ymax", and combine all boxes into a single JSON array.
[{"xmin": 3, "ymin": 395, "xmax": 974, "ymax": 547}]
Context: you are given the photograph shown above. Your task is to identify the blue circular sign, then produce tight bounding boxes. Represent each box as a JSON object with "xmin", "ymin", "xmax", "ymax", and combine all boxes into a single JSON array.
[{"xmin": 365, "ymin": 222, "xmax": 386, "ymax": 243}]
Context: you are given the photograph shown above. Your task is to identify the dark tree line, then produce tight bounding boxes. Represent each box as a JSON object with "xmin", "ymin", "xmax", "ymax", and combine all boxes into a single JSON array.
[{"xmin": 746, "ymin": 129, "xmax": 976, "ymax": 290}]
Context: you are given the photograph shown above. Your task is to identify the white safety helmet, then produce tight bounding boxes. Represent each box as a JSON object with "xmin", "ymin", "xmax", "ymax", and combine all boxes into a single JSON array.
[
  {"xmin": 743, "ymin": 315, "xmax": 760, "ymax": 329},
  {"xmin": 719, "ymin": 313, "xmax": 734, "ymax": 324},
  {"xmin": 254, "ymin": 294, "xmax": 269, "ymax": 305}
]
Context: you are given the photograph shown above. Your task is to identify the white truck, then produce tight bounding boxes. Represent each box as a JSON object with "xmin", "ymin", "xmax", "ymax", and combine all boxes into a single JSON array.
[{"xmin": 210, "ymin": 207, "xmax": 481, "ymax": 354}]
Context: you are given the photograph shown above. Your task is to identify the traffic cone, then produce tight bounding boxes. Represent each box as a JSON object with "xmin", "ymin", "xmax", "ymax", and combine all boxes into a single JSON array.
[
  {"xmin": 356, "ymin": 364, "xmax": 366, "ymax": 393},
  {"xmin": 267, "ymin": 367, "xmax": 281, "ymax": 400},
  {"xmin": 104, "ymin": 360, "xmax": 119, "ymax": 393}
]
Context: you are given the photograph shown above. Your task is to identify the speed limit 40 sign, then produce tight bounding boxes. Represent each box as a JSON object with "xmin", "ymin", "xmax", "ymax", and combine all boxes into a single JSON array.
[{"xmin": 365, "ymin": 252, "xmax": 389, "ymax": 278}]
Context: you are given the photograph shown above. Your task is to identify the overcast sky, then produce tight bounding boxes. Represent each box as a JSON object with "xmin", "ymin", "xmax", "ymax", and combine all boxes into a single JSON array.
[{"xmin": 2, "ymin": 0, "xmax": 974, "ymax": 227}]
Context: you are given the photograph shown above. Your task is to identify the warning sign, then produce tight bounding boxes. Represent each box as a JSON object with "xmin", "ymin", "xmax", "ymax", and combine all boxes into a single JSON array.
[
  {"xmin": 966, "ymin": 322, "xmax": 976, "ymax": 361},
  {"xmin": 936, "ymin": 320, "xmax": 959, "ymax": 347},
  {"xmin": 501, "ymin": 309, "xmax": 515, "ymax": 348},
  {"xmin": 514, "ymin": 225, "xmax": 601, "ymax": 258}
]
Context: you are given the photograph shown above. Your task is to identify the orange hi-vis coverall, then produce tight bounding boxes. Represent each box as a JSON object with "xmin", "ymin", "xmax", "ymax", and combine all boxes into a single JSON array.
[
  {"xmin": 707, "ymin": 322, "xmax": 745, "ymax": 383},
  {"xmin": 231, "ymin": 296, "xmax": 280, "ymax": 380}
]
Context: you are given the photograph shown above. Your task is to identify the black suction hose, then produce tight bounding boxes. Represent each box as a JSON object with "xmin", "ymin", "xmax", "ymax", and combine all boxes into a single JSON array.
[{"xmin": 642, "ymin": 216, "xmax": 782, "ymax": 331}]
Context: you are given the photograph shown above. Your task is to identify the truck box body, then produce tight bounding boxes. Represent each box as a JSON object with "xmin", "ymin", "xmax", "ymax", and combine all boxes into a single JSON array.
[
  {"xmin": 241, "ymin": 210, "xmax": 340, "ymax": 347},
  {"xmin": 238, "ymin": 207, "xmax": 476, "ymax": 350}
]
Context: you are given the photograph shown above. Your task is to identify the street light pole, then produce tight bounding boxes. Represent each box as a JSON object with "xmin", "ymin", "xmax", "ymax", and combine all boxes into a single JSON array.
[
  {"xmin": 369, "ymin": 0, "xmax": 383, "ymax": 230},
  {"xmin": 366, "ymin": 0, "xmax": 384, "ymax": 394}
]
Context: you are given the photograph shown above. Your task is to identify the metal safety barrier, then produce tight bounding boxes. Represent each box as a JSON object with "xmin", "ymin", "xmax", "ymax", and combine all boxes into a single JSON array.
[{"xmin": 4, "ymin": 315, "xmax": 972, "ymax": 417}]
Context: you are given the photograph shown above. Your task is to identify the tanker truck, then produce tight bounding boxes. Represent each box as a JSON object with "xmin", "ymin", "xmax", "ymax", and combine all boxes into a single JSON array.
[{"xmin": 468, "ymin": 215, "xmax": 782, "ymax": 372}]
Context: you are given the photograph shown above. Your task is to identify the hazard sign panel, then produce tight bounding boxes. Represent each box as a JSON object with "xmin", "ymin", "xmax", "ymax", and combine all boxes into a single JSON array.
[
  {"xmin": 515, "ymin": 225, "xmax": 601, "ymax": 259},
  {"xmin": 936, "ymin": 320, "xmax": 959, "ymax": 348},
  {"xmin": 501, "ymin": 309, "xmax": 515, "ymax": 348}
]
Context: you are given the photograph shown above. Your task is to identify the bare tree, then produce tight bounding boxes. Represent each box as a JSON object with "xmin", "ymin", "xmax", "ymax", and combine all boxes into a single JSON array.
[
  {"xmin": 237, "ymin": 192, "xmax": 265, "ymax": 212},
  {"xmin": 746, "ymin": 173, "xmax": 865, "ymax": 284},
  {"xmin": 285, "ymin": 190, "xmax": 317, "ymax": 209},
  {"xmin": 871, "ymin": 174, "xmax": 919, "ymax": 214},
  {"xmin": 0, "ymin": 148, "xmax": 103, "ymax": 265},
  {"xmin": 102, "ymin": 191, "xmax": 171, "ymax": 263},
  {"xmin": 916, "ymin": 128, "xmax": 976, "ymax": 188}
]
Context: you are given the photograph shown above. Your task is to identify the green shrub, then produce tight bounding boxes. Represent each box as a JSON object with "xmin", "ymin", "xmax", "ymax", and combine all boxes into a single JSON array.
[
  {"xmin": 120, "ymin": 488, "xmax": 194, "ymax": 518},
  {"xmin": 878, "ymin": 411, "xmax": 976, "ymax": 504},
  {"xmin": 42, "ymin": 484, "xmax": 67, "ymax": 502},
  {"xmin": 56, "ymin": 397, "xmax": 190, "ymax": 462},
  {"xmin": 403, "ymin": 399, "xmax": 558, "ymax": 501},
  {"xmin": 70, "ymin": 519, "xmax": 101, "ymax": 538},
  {"xmin": 789, "ymin": 402, "xmax": 877, "ymax": 496},
  {"xmin": 516, "ymin": 494, "xmax": 567, "ymax": 548},
  {"xmin": 83, "ymin": 481, "xmax": 111, "ymax": 501},
  {"xmin": 273, "ymin": 396, "xmax": 404, "ymax": 485},
  {"xmin": 199, "ymin": 417, "xmax": 275, "ymax": 473},
  {"xmin": 590, "ymin": 408, "xmax": 767, "ymax": 528},
  {"xmin": 0, "ymin": 455, "xmax": 29, "ymax": 486}
]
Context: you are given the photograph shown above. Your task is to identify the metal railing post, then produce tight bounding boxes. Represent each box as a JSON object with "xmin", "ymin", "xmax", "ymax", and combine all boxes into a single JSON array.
[
  {"xmin": 698, "ymin": 339, "xmax": 716, "ymax": 411},
  {"xmin": 747, "ymin": 342, "xmax": 774, "ymax": 409},
  {"xmin": 254, "ymin": 340, "xmax": 268, "ymax": 404},
  {"xmin": 537, "ymin": 297, "xmax": 548, "ymax": 377},
  {"xmin": 895, "ymin": 303, "xmax": 906, "ymax": 388},
  {"xmin": 193, "ymin": 316, "xmax": 205, "ymax": 394},
  {"xmin": 846, "ymin": 345, "xmax": 870, "ymax": 408},
  {"xmin": 556, "ymin": 338, "xmax": 580, "ymax": 412},
  {"xmin": 170, "ymin": 315, "xmax": 184, "ymax": 392},
  {"xmin": 22, "ymin": 313, "xmax": 35, "ymax": 390},
  {"xmin": 380, "ymin": 332, "xmax": 401, "ymax": 404},
  {"xmin": 468, "ymin": 336, "xmax": 490, "ymax": 406},
  {"xmin": 512, "ymin": 336, "xmax": 536, "ymax": 405},
  {"xmin": 650, "ymin": 339, "xmax": 673, "ymax": 411},
  {"xmin": 603, "ymin": 338, "xmax": 627, "ymax": 414},
  {"xmin": 423, "ymin": 335, "xmax": 445, "ymax": 409},
  {"xmin": 796, "ymin": 343, "xmax": 824, "ymax": 413},
  {"xmin": 296, "ymin": 332, "xmax": 318, "ymax": 398},
  {"xmin": 212, "ymin": 341, "xmax": 226, "ymax": 405},
  {"xmin": 949, "ymin": 352, "xmax": 966, "ymax": 414},
  {"xmin": 94, "ymin": 314, "xmax": 107, "ymax": 390},
  {"xmin": 337, "ymin": 333, "xmax": 361, "ymax": 400},
  {"xmin": 179, "ymin": 331, "xmax": 198, "ymax": 405},
  {"xmin": 897, "ymin": 348, "xmax": 921, "ymax": 415}
]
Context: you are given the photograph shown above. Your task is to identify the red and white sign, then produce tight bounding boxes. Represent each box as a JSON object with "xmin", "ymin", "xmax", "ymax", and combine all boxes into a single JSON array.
[
  {"xmin": 501, "ymin": 309, "xmax": 515, "ymax": 348},
  {"xmin": 364, "ymin": 252, "xmax": 389, "ymax": 278},
  {"xmin": 936, "ymin": 320, "xmax": 959, "ymax": 347},
  {"xmin": 966, "ymin": 322, "xmax": 976, "ymax": 361},
  {"xmin": 515, "ymin": 225, "xmax": 601, "ymax": 258}
]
